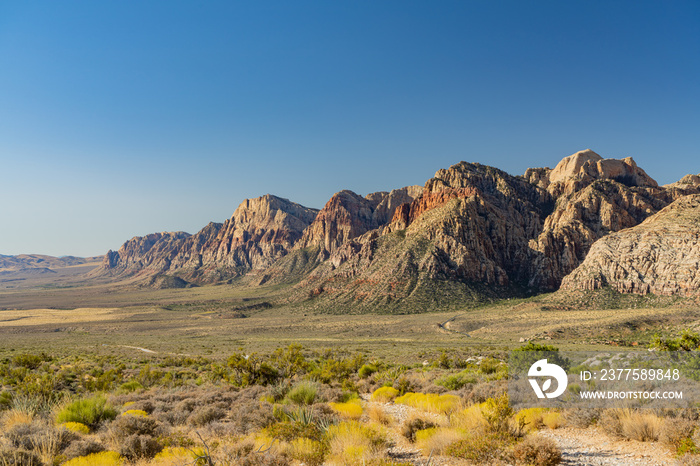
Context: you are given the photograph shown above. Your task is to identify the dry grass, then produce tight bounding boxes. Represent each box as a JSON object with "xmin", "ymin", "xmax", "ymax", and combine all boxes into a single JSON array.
[
  {"xmin": 601, "ymin": 409, "xmax": 663, "ymax": 441},
  {"xmin": 2, "ymin": 409, "xmax": 33, "ymax": 430},
  {"xmin": 325, "ymin": 420, "xmax": 387, "ymax": 466},
  {"xmin": 394, "ymin": 392, "xmax": 461, "ymax": 415},
  {"xmin": 451, "ymin": 403, "xmax": 487, "ymax": 431},
  {"xmin": 367, "ymin": 405, "xmax": 393, "ymax": 426},
  {"xmin": 414, "ymin": 427, "xmax": 465, "ymax": 455}
]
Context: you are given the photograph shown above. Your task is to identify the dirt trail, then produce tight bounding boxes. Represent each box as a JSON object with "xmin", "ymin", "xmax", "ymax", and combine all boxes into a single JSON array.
[
  {"xmin": 362, "ymin": 396, "xmax": 678, "ymax": 466},
  {"xmin": 536, "ymin": 427, "xmax": 676, "ymax": 466}
]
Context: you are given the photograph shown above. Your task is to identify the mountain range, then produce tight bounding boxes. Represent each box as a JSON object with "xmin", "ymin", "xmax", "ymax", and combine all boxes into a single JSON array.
[{"xmin": 61, "ymin": 150, "xmax": 700, "ymax": 310}]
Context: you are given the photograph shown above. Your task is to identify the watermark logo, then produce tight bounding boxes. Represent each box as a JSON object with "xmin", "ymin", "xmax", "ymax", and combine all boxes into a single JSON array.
[{"xmin": 528, "ymin": 359, "xmax": 568, "ymax": 399}]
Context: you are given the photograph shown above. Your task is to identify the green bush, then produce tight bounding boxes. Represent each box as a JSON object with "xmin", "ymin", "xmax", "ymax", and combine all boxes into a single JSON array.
[
  {"xmin": 56, "ymin": 395, "xmax": 117, "ymax": 429},
  {"xmin": 285, "ymin": 381, "xmax": 319, "ymax": 405},
  {"xmin": 358, "ymin": 364, "xmax": 378, "ymax": 379},
  {"xmin": 11, "ymin": 353, "xmax": 45, "ymax": 369},
  {"xmin": 118, "ymin": 381, "xmax": 143, "ymax": 393}
]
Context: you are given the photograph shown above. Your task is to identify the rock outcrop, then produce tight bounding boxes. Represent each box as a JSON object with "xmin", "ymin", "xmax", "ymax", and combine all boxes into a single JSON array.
[
  {"xmin": 297, "ymin": 187, "xmax": 422, "ymax": 254},
  {"xmin": 96, "ymin": 195, "xmax": 318, "ymax": 283},
  {"xmin": 525, "ymin": 150, "xmax": 668, "ymax": 289},
  {"xmin": 561, "ymin": 194, "xmax": 700, "ymax": 297},
  {"xmin": 290, "ymin": 162, "xmax": 554, "ymax": 311}
]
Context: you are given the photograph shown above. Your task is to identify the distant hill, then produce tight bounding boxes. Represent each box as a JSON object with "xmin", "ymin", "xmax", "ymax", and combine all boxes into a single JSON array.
[
  {"xmin": 88, "ymin": 149, "xmax": 700, "ymax": 308},
  {"xmin": 0, "ymin": 254, "xmax": 103, "ymax": 272},
  {"xmin": 0, "ymin": 254, "xmax": 103, "ymax": 290}
]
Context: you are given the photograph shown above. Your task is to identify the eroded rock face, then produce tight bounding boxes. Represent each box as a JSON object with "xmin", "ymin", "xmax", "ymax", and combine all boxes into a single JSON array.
[
  {"xmin": 561, "ymin": 194, "xmax": 700, "ymax": 297},
  {"xmin": 99, "ymin": 231, "xmax": 192, "ymax": 276},
  {"xmin": 527, "ymin": 180, "xmax": 667, "ymax": 289},
  {"xmin": 296, "ymin": 162, "xmax": 554, "ymax": 310},
  {"xmin": 524, "ymin": 149, "xmax": 670, "ymax": 290},
  {"xmin": 97, "ymin": 195, "xmax": 318, "ymax": 282},
  {"xmin": 297, "ymin": 187, "xmax": 422, "ymax": 254}
]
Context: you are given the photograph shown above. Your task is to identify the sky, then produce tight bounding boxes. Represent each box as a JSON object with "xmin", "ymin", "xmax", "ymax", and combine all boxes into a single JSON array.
[{"xmin": 1, "ymin": 1, "xmax": 698, "ymax": 257}]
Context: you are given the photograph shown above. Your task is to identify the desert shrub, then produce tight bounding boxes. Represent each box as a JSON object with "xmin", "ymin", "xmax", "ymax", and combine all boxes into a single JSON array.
[
  {"xmin": 63, "ymin": 451, "xmax": 122, "ymax": 466},
  {"xmin": 56, "ymin": 395, "xmax": 117, "ymax": 429},
  {"xmin": 188, "ymin": 405, "xmax": 226, "ymax": 427},
  {"xmin": 285, "ymin": 381, "xmax": 319, "ymax": 405},
  {"xmin": 563, "ymin": 408, "xmax": 599, "ymax": 428},
  {"xmin": 288, "ymin": 438, "xmax": 326, "ymax": 466},
  {"xmin": 62, "ymin": 421, "xmax": 91, "ymax": 434},
  {"xmin": 444, "ymin": 431, "xmax": 515, "ymax": 463},
  {"xmin": 5, "ymin": 423, "xmax": 74, "ymax": 454},
  {"xmin": 414, "ymin": 427, "xmax": 465, "ymax": 455},
  {"xmin": 358, "ymin": 364, "xmax": 378, "ymax": 379},
  {"xmin": 265, "ymin": 420, "xmax": 323, "ymax": 442},
  {"xmin": 437, "ymin": 371, "xmax": 477, "ymax": 390},
  {"xmin": 0, "ymin": 391, "xmax": 12, "ymax": 410},
  {"xmin": 512, "ymin": 435, "xmax": 562, "ymax": 466},
  {"xmin": 368, "ymin": 405, "xmax": 392, "ymax": 425},
  {"xmin": 329, "ymin": 399, "xmax": 363, "ymax": 419},
  {"xmin": 11, "ymin": 353, "xmax": 45, "ymax": 370},
  {"xmin": 1, "ymin": 407, "xmax": 34, "ymax": 432},
  {"xmin": 109, "ymin": 413, "xmax": 162, "ymax": 439},
  {"xmin": 482, "ymin": 393, "xmax": 514, "ymax": 434},
  {"xmin": 118, "ymin": 434, "xmax": 163, "ymax": 460},
  {"xmin": 678, "ymin": 438, "xmax": 699, "ymax": 456},
  {"xmin": 451, "ymin": 403, "xmax": 488, "ymax": 431},
  {"xmin": 371, "ymin": 386, "xmax": 399, "ymax": 402},
  {"xmin": 464, "ymin": 380, "xmax": 507, "ymax": 403},
  {"xmin": 123, "ymin": 409, "xmax": 148, "ymax": 417},
  {"xmin": 124, "ymin": 399, "xmax": 154, "ymax": 413},
  {"xmin": 4, "ymin": 423, "xmax": 43, "ymax": 450},
  {"xmin": 231, "ymin": 401, "xmax": 276, "ymax": 434},
  {"xmin": 600, "ymin": 409, "xmax": 662, "ymax": 441},
  {"xmin": 516, "ymin": 408, "xmax": 546, "ymax": 431},
  {"xmin": 118, "ymin": 380, "xmax": 143, "ymax": 393},
  {"xmin": 325, "ymin": 420, "xmax": 387, "ymax": 466},
  {"xmin": 401, "ymin": 417, "xmax": 436, "ymax": 442},
  {"xmin": 516, "ymin": 408, "xmax": 563, "ymax": 431},
  {"xmin": 0, "ymin": 449, "xmax": 42, "ymax": 466},
  {"xmin": 542, "ymin": 411, "xmax": 564, "ymax": 429},
  {"xmin": 480, "ymin": 357, "xmax": 501, "ymax": 374},
  {"xmin": 62, "ymin": 440, "xmax": 105, "ymax": 460},
  {"xmin": 661, "ymin": 417, "xmax": 696, "ymax": 451},
  {"xmin": 394, "ymin": 392, "xmax": 461, "ymax": 415},
  {"xmin": 227, "ymin": 352, "xmax": 280, "ymax": 387}
]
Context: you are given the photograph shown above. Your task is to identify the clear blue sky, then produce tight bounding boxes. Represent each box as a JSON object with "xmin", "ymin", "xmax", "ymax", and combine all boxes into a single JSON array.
[{"xmin": 1, "ymin": 1, "xmax": 698, "ymax": 257}]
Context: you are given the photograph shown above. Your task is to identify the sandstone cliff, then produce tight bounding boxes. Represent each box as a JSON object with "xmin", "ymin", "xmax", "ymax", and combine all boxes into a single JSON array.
[
  {"xmin": 561, "ymin": 194, "xmax": 700, "ymax": 297},
  {"xmin": 526, "ymin": 150, "xmax": 669, "ymax": 289},
  {"xmin": 297, "ymin": 186, "xmax": 422, "ymax": 255},
  {"xmin": 289, "ymin": 162, "xmax": 554, "ymax": 311},
  {"xmin": 96, "ymin": 195, "xmax": 318, "ymax": 284}
]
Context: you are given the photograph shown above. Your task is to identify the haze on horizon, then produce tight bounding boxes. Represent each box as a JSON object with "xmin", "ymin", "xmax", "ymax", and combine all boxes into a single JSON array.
[{"xmin": 1, "ymin": 1, "xmax": 698, "ymax": 257}]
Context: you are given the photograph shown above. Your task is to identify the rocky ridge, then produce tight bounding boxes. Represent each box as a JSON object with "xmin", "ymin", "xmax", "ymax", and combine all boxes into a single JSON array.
[
  {"xmin": 96, "ymin": 195, "xmax": 318, "ymax": 284},
  {"xmin": 95, "ymin": 150, "xmax": 700, "ymax": 305},
  {"xmin": 561, "ymin": 194, "xmax": 700, "ymax": 297}
]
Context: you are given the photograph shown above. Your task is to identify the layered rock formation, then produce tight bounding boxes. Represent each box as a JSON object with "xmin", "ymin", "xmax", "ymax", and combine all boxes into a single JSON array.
[
  {"xmin": 526, "ymin": 150, "xmax": 668, "ymax": 289},
  {"xmin": 561, "ymin": 194, "xmax": 700, "ymax": 297},
  {"xmin": 96, "ymin": 195, "xmax": 318, "ymax": 283},
  {"xmin": 93, "ymin": 149, "xmax": 700, "ymax": 304},
  {"xmin": 297, "ymin": 186, "xmax": 422, "ymax": 254}
]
